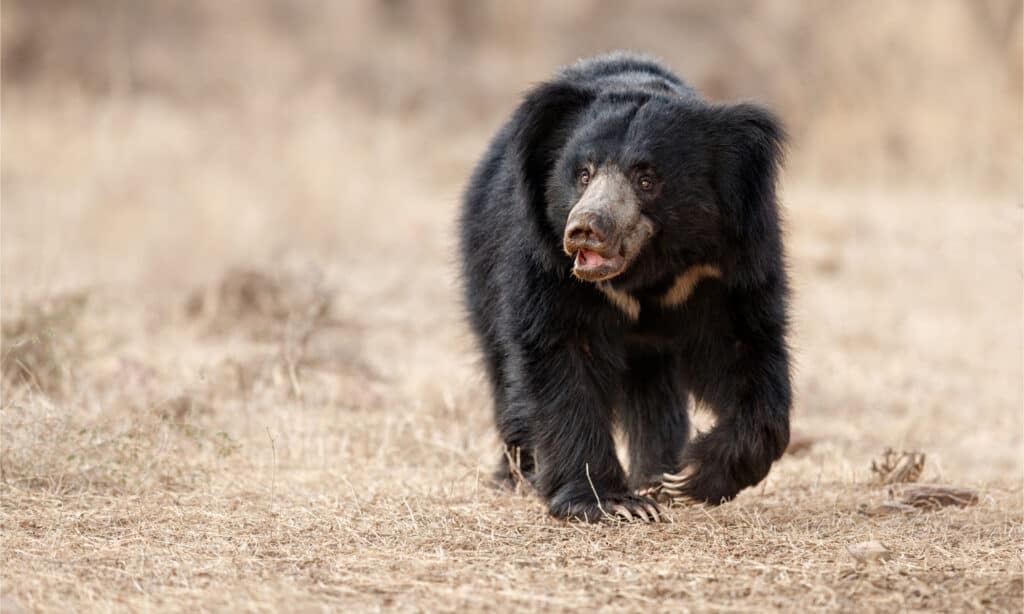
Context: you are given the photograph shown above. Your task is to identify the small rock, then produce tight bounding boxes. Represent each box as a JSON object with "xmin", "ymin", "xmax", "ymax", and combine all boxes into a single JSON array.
[
  {"xmin": 847, "ymin": 540, "xmax": 892, "ymax": 563},
  {"xmin": 891, "ymin": 484, "xmax": 979, "ymax": 509},
  {"xmin": 858, "ymin": 501, "xmax": 917, "ymax": 517}
]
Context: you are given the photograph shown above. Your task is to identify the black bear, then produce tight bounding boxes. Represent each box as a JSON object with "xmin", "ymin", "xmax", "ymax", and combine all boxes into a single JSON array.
[{"xmin": 459, "ymin": 52, "xmax": 791, "ymax": 522}]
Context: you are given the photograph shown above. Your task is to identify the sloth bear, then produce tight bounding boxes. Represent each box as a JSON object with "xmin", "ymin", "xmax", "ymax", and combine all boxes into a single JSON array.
[{"xmin": 459, "ymin": 53, "xmax": 791, "ymax": 522}]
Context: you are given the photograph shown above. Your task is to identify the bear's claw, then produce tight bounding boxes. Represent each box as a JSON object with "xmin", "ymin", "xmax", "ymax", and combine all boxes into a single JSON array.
[
  {"xmin": 552, "ymin": 492, "xmax": 670, "ymax": 523},
  {"xmin": 661, "ymin": 466, "xmax": 695, "ymax": 496},
  {"xmin": 607, "ymin": 497, "xmax": 668, "ymax": 523},
  {"xmin": 648, "ymin": 466, "xmax": 697, "ymax": 502}
]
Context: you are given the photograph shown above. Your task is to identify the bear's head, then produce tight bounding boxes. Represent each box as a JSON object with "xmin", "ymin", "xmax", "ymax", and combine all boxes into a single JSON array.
[{"xmin": 512, "ymin": 82, "xmax": 785, "ymax": 292}]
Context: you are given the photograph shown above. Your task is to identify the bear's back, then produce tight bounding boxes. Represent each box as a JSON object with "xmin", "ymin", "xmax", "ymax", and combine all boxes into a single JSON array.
[{"xmin": 557, "ymin": 52, "xmax": 699, "ymax": 101}]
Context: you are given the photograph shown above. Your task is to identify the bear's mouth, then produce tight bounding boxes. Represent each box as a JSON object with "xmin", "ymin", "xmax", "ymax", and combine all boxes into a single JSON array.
[{"xmin": 573, "ymin": 248, "xmax": 627, "ymax": 282}]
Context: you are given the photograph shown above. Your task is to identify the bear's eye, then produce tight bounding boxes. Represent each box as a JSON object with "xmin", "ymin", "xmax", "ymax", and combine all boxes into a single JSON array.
[
  {"xmin": 577, "ymin": 168, "xmax": 591, "ymax": 186},
  {"xmin": 638, "ymin": 175, "xmax": 654, "ymax": 192}
]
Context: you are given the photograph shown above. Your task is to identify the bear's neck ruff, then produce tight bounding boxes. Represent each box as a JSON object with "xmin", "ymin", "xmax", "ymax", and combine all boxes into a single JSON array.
[{"xmin": 596, "ymin": 264, "xmax": 722, "ymax": 321}]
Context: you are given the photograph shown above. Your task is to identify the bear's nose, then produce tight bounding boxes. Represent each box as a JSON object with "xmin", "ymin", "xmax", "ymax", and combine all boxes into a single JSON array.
[{"xmin": 565, "ymin": 211, "xmax": 610, "ymax": 247}]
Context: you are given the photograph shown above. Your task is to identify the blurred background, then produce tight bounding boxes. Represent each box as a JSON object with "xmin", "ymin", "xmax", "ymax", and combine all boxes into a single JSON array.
[{"xmin": 3, "ymin": 0, "xmax": 1021, "ymax": 291}]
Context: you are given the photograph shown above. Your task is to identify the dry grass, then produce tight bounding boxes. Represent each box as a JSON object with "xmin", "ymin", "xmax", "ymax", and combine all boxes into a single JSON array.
[{"xmin": 2, "ymin": 2, "xmax": 1022, "ymax": 612}]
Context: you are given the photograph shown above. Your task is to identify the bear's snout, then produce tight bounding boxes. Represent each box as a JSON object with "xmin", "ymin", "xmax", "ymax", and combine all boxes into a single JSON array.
[
  {"xmin": 564, "ymin": 210, "xmax": 612, "ymax": 253},
  {"xmin": 564, "ymin": 205, "xmax": 628, "ymax": 281}
]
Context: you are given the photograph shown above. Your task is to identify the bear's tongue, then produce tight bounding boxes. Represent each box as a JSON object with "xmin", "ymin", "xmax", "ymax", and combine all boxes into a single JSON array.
[{"xmin": 576, "ymin": 248, "xmax": 608, "ymax": 267}]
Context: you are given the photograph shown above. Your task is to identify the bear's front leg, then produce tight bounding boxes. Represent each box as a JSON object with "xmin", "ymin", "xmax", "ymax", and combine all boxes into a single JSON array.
[
  {"xmin": 664, "ymin": 283, "xmax": 791, "ymax": 504},
  {"xmin": 509, "ymin": 341, "xmax": 666, "ymax": 523},
  {"xmin": 661, "ymin": 395, "xmax": 789, "ymax": 504}
]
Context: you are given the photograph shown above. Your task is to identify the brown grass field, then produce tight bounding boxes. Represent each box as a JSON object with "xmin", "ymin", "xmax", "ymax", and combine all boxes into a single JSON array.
[{"xmin": 2, "ymin": 2, "xmax": 1022, "ymax": 612}]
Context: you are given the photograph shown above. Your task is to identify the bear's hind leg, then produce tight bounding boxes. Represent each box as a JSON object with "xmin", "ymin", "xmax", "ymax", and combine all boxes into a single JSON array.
[
  {"xmin": 492, "ymin": 397, "xmax": 536, "ymax": 489},
  {"xmin": 621, "ymin": 352, "xmax": 690, "ymax": 492},
  {"xmin": 493, "ymin": 444, "xmax": 535, "ymax": 490},
  {"xmin": 513, "ymin": 343, "xmax": 666, "ymax": 523}
]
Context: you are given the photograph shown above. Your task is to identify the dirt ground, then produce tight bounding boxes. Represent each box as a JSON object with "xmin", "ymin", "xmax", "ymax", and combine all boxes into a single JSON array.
[{"xmin": 2, "ymin": 2, "xmax": 1022, "ymax": 612}]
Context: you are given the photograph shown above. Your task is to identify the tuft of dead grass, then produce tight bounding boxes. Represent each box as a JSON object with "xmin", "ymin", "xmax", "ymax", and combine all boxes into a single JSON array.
[
  {"xmin": 1, "ymin": 393, "xmax": 224, "ymax": 496},
  {"xmin": 871, "ymin": 448, "xmax": 926, "ymax": 484},
  {"xmin": 1, "ymin": 291, "xmax": 89, "ymax": 399},
  {"xmin": 184, "ymin": 264, "xmax": 375, "ymax": 404}
]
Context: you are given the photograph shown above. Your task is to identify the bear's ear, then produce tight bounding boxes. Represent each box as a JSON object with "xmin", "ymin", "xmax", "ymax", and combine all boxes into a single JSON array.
[
  {"xmin": 711, "ymin": 103, "xmax": 786, "ymax": 288},
  {"xmin": 510, "ymin": 81, "xmax": 594, "ymax": 272}
]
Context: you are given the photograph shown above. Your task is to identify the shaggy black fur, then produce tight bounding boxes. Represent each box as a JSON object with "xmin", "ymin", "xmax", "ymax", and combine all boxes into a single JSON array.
[{"xmin": 459, "ymin": 52, "xmax": 791, "ymax": 521}]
